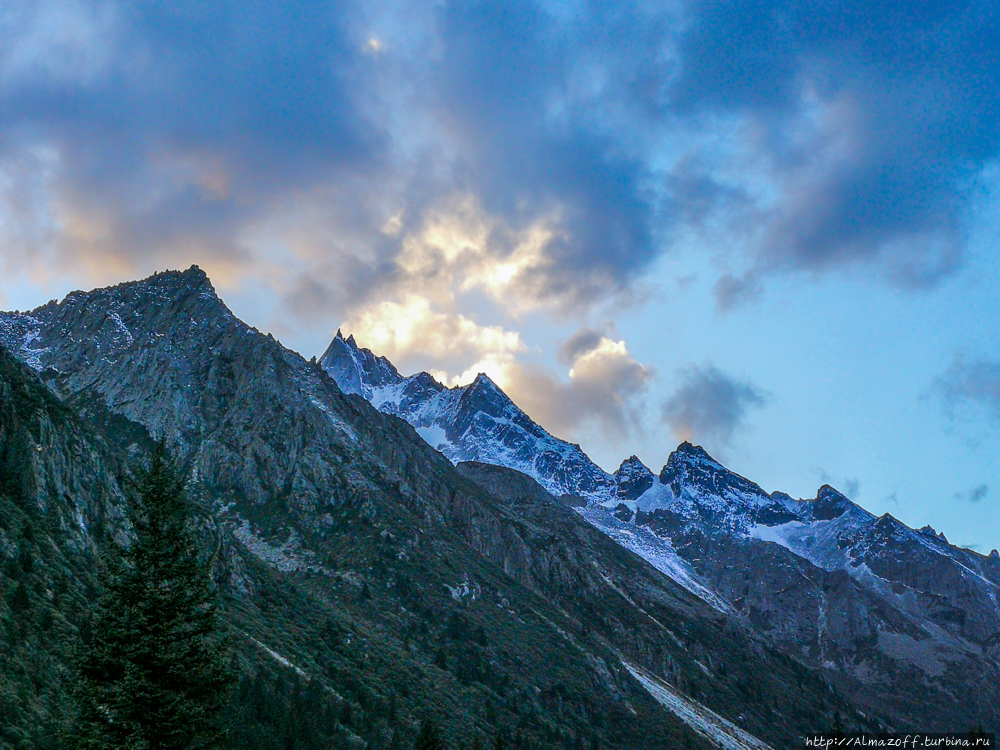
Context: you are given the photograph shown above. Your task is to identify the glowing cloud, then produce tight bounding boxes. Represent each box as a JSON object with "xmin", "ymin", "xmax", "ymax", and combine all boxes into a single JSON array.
[{"xmin": 341, "ymin": 295, "xmax": 525, "ymax": 388}]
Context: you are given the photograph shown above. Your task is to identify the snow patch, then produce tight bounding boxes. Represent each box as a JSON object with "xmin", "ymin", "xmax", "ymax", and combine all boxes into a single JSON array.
[
  {"xmin": 582, "ymin": 505, "xmax": 732, "ymax": 613},
  {"xmin": 622, "ymin": 661, "xmax": 772, "ymax": 750}
]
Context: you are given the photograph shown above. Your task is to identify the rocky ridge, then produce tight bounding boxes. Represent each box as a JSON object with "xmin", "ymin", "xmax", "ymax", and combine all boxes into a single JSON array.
[
  {"xmin": 320, "ymin": 331, "xmax": 615, "ymax": 502},
  {"xmin": 320, "ymin": 327, "xmax": 1000, "ymax": 731},
  {"xmin": 0, "ymin": 267, "xmax": 893, "ymax": 748}
]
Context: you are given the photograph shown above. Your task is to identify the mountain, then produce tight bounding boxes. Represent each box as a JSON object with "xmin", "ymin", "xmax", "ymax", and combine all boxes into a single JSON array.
[
  {"xmin": 0, "ymin": 267, "xmax": 888, "ymax": 749},
  {"xmin": 610, "ymin": 445, "xmax": 1000, "ymax": 728},
  {"xmin": 320, "ymin": 331, "xmax": 614, "ymax": 502},
  {"xmin": 320, "ymin": 328, "xmax": 1000, "ymax": 731}
]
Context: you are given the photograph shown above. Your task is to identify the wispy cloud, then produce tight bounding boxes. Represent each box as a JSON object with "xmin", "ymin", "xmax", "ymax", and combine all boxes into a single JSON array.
[
  {"xmin": 661, "ymin": 365, "xmax": 768, "ymax": 446},
  {"xmin": 934, "ymin": 356, "xmax": 1000, "ymax": 422},
  {"xmin": 954, "ymin": 484, "xmax": 989, "ymax": 504}
]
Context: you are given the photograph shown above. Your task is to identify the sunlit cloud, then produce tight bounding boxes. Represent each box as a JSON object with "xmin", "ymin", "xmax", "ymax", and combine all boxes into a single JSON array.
[
  {"xmin": 393, "ymin": 193, "xmax": 566, "ymax": 314},
  {"xmin": 341, "ymin": 302, "xmax": 652, "ymax": 444},
  {"xmin": 341, "ymin": 294, "xmax": 525, "ymax": 388},
  {"xmin": 504, "ymin": 334, "xmax": 653, "ymax": 441}
]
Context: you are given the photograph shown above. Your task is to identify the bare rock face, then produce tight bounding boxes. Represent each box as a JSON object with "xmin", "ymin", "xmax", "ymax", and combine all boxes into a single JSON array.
[
  {"xmin": 320, "ymin": 332, "xmax": 615, "ymax": 501},
  {"xmin": 319, "ymin": 323, "xmax": 1000, "ymax": 733},
  {"xmin": 622, "ymin": 444, "xmax": 1000, "ymax": 730},
  {"xmin": 2, "ymin": 267, "xmax": 875, "ymax": 749},
  {"xmin": 4, "ymin": 266, "xmax": 999, "ymax": 741},
  {"xmin": 613, "ymin": 456, "xmax": 655, "ymax": 502}
]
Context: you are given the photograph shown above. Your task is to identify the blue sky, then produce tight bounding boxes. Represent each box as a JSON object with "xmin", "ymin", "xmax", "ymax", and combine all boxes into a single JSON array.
[{"xmin": 1, "ymin": 0, "xmax": 998, "ymax": 551}]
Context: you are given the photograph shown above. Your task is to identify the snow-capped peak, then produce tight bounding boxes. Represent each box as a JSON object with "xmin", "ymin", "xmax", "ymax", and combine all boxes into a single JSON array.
[
  {"xmin": 613, "ymin": 456, "xmax": 655, "ymax": 502},
  {"xmin": 318, "ymin": 334, "xmax": 614, "ymax": 502},
  {"xmin": 319, "ymin": 330, "xmax": 404, "ymax": 399}
]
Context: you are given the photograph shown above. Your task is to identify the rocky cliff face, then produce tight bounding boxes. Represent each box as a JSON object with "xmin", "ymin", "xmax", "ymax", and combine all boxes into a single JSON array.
[
  {"xmin": 594, "ymin": 444, "xmax": 1000, "ymax": 730},
  {"xmin": 319, "ymin": 328, "xmax": 1000, "ymax": 732},
  {"xmin": 320, "ymin": 331, "xmax": 615, "ymax": 501},
  {"xmin": 2, "ymin": 267, "xmax": 884, "ymax": 749},
  {"xmin": 4, "ymin": 267, "xmax": 998, "ymax": 742}
]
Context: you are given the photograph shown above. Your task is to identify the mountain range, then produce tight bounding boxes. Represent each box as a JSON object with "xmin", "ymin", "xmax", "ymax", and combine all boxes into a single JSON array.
[
  {"xmin": 322, "ymin": 326, "xmax": 1000, "ymax": 731},
  {"xmin": 0, "ymin": 267, "xmax": 996, "ymax": 749}
]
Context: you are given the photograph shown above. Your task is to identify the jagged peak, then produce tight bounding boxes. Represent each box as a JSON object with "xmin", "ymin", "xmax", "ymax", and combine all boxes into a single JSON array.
[
  {"xmin": 470, "ymin": 372, "xmax": 498, "ymax": 389},
  {"xmin": 665, "ymin": 441, "xmax": 722, "ymax": 470},
  {"xmin": 330, "ymin": 328, "xmax": 357, "ymax": 346},
  {"xmin": 320, "ymin": 330, "xmax": 365, "ymax": 362},
  {"xmin": 875, "ymin": 512, "xmax": 899, "ymax": 527},
  {"xmin": 462, "ymin": 373, "xmax": 513, "ymax": 402},
  {"xmin": 615, "ymin": 455, "xmax": 652, "ymax": 476},
  {"xmin": 318, "ymin": 330, "xmax": 404, "ymax": 393},
  {"xmin": 55, "ymin": 265, "xmax": 217, "ymax": 305},
  {"xmin": 817, "ymin": 484, "xmax": 847, "ymax": 500},
  {"xmin": 613, "ymin": 454, "xmax": 655, "ymax": 501},
  {"xmin": 146, "ymin": 264, "xmax": 214, "ymax": 293},
  {"xmin": 807, "ymin": 485, "xmax": 857, "ymax": 520},
  {"xmin": 181, "ymin": 263, "xmax": 209, "ymax": 283}
]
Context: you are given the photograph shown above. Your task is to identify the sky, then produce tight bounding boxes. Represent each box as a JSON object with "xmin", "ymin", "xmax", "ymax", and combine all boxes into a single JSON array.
[{"xmin": 1, "ymin": 0, "xmax": 999, "ymax": 552}]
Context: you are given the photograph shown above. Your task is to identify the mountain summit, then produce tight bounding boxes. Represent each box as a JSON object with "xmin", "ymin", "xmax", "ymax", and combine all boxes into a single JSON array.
[
  {"xmin": 320, "ymin": 331, "xmax": 615, "ymax": 501},
  {"xmin": 322, "ymin": 328, "xmax": 1000, "ymax": 732},
  {"xmin": 1, "ymin": 269, "xmax": 997, "ymax": 743}
]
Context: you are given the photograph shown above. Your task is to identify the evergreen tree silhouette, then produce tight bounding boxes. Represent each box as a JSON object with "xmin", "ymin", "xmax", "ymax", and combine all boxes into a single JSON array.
[
  {"xmin": 415, "ymin": 718, "xmax": 446, "ymax": 750},
  {"xmin": 831, "ymin": 710, "xmax": 845, "ymax": 736},
  {"xmin": 72, "ymin": 443, "xmax": 233, "ymax": 749}
]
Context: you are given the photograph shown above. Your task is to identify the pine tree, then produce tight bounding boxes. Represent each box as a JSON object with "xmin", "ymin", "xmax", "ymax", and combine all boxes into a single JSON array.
[
  {"xmin": 831, "ymin": 710, "xmax": 845, "ymax": 736},
  {"xmin": 415, "ymin": 718, "xmax": 446, "ymax": 750},
  {"xmin": 72, "ymin": 444, "xmax": 233, "ymax": 749}
]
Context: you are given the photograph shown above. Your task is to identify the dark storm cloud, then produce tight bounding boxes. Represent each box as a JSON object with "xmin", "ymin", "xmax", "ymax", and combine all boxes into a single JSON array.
[
  {"xmin": 557, "ymin": 327, "xmax": 606, "ymax": 365},
  {"xmin": 661, "ymin": 365, "xmax": 768, "ymax": 446},
  {"xmin": 934, "ymin": 356, "xmax": 1000, "ymax": 422},
  {"xmin": 1, "ymin": 0, "xmax": 998, "ymax": 308},
  {"xmin": 0, "ymin": 0, "xmax": 384, "ymax": 270},
  {"xmin": 667, "ymin": 0, "xmax": 1000, "ymax": 294},
  {"xmin": 418, "ymin": 0, "xmax": 664, "ymax": 306}
]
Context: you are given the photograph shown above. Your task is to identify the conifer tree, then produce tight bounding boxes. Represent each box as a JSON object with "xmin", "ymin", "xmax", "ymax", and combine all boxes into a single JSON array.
[
  {"xmin": 415, "ymin": 718, "xmax": 446, "ymax": 750},
  {"xmin": 73, "ymin": 444, "xmax": 233, "ymax": 749}
]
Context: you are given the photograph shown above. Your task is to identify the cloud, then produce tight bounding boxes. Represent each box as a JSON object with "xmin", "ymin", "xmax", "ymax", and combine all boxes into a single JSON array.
[
  {"xmin": 506, "ymin": 335, "xmax": 654, "ymax": 439},
  {"xmin": 953, "ymin": 484, "xmax": 989, "ymax": 504},
  {"xmin": 340, "ymin": 295, "xmax": 525, "ymax": 387},
  {"xmin": 557, "ymin": 327, "xmax": 606, "ymax": 365},
  {"xmin": 1, "ymin": 0, "xmax": 999, "ymax": 314},
  {"xmin": 0, "ymin": 0, "xmax": 384, "ymax": 285},
  {"xmin": 714, "ymin": 273, "xmax": 763, "ymax": 311},
  {"xmin": 842, "ymin": 477, "xmax": 861, "ymax": 500},
  {"xmin": 934, "ymin": 356, "xmax": 1000, "ymax": 422},
  {"xmin": 666, "ymin": 0, "xmax": 1000, "ymax": 298},
  {"xmin": 342, "ymin": 304, "xmax": 653, "ymax": 440},
  {"xmin": 661, "ymin": 365, "xmax": 767, "ymax": 446}
]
